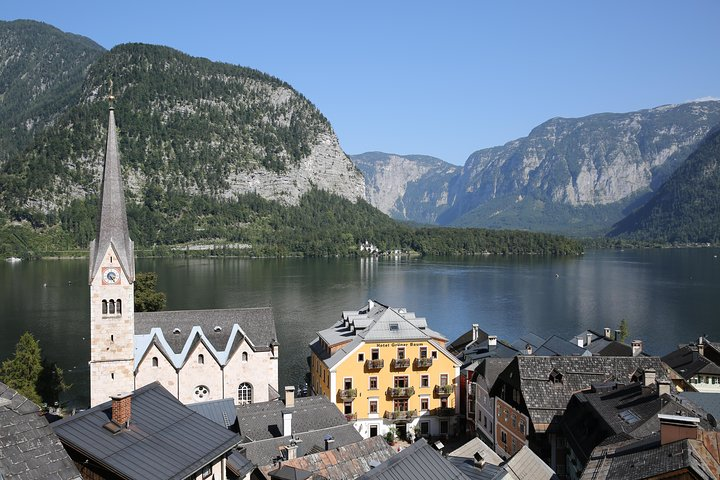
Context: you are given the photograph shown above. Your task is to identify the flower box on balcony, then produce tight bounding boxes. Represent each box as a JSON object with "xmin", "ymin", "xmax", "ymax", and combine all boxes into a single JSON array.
[
  {"xmin": 365, "ymin": 359, "xmax": 384, "ymax": 370},
  {"xmin": 414, "ymin": 357, "xmax": 433, "ymax": 369},
  {"xmin": 337, "ymin": 388, "xmax": 357, "ymax": 401},
  {"xmin": 434, "ymin": 384, "xmax": 454, "ymax": 396},
  {"xmin": 383, "ymin": 409, "xmax": 417, "ymax": 420},
  {"xmin": 386, "ymin": 386, "xmax": 415, "ymax": 398},
  {"xmin": 392, "ymin": 358, "xmax": 411, "ymax": 369}
]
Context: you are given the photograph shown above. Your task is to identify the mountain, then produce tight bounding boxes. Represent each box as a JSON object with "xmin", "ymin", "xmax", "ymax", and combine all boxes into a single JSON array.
[
  {"xmin": 0, "ymin": 20, "xmax": 105, "ymax": 164},
  {"xmin": 350, "ymin": 152, "xmax": 458, "ymax": 224},
  {"xmin": 0, "ymin": 42, "xmax": 364, "ymax": 216},
  {"xmin": 608, "ymin": 127, "xmax": 720, "ymax": 243}
]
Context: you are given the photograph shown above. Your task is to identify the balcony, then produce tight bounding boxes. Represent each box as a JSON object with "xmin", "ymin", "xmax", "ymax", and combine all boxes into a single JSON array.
[
  {"xmin": 383, "ymin": 409, "xmax": 417, "ymax": 420},
  {"xmin": 434, "ymin": 385, "xmax": 454, "ymax": 397},
  {"xmin": 414, "ymin": 357, "xmax": 433, "ymax": 369},
  {"xmin": 392, "ymin": 358, "xmax": 411, "ymax": 369},
  {"xmin": 386, "ymin": 386, "xmax": 415, "ymax": 398},
  {"xmin": 365, "ymin": 359, "xmax": 384, "ymax": 370},
  {"xmin": 337, "ymin": 388, "xmax": 357, "ymax": 401},
  {"xmin": 344, "ymin": 413, "xmax": 357, "ymax": 422},
  {"xmin": 431, "ymin": 407, "xmax": 456, "ymax": 417}
]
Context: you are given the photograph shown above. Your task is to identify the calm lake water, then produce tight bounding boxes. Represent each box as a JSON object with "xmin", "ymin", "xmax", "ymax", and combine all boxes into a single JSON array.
[{"xmin": 2, "ymin": 248, "xmax": 719, "ymax": 408}]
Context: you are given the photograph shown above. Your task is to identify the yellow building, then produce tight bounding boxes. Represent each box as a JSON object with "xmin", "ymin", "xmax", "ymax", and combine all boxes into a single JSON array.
[{"xmin": 309, "ymin": 300, "xmax": 462, "ymax": 439}]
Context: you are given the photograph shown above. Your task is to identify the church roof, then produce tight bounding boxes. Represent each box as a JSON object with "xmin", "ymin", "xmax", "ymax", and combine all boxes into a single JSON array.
[
  {"xmin": 88, "ymin": 106, "xmax": 134, "ymax": 284},
  {"xmin": 134, "ymin": 307, "xmax": 277, "ymax": 370}
]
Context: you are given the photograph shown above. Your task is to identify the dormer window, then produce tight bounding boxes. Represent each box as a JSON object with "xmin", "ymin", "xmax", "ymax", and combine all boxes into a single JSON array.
[
  {"xmin": 173, "ymin": 328, "xmax": 181, "ymax": 334},
  {"xmin": 549, "ymin": 369, "xmax": 563, "ymax": 384},
  {"xmin": 214, "ymin": 326, "xmax": 222, "ymax": 332},
  {"xmin": 389, "ymin": 323, "xmax": 399, "ymax": 332}
]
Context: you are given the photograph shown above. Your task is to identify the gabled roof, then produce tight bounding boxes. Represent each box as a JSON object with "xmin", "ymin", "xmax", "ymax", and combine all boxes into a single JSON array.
[
  {"xmin": 187, "ymin": 398, "xmax": 238, "ymax": 431},
  {"xmin": 357, "ymin": 438, "xmax": 470, "ymax": 480},
  {"xmin": 52, "ymin": 382, "xmax": 241, "ymax": 480},
  {"xmin": 134, "ymin": 307, "xmax": 276, "ymax": 369},
  {"xmin": 501, "ymin": 445, "xmax": 558, "ymax": 480},
  {"xmin": 89, "ymin": 107, "xmax": 134, "ymax": 284},
  {"xmin": 662, "ymin": 345, "xmax": 720, "ymax": 380},
  {"xmin": 534, "ymin": 335, "xmax": 590, "ymax": 357},
  {"xmin": 0, "ymin": 382, "xmax": 81, "ymax": 480}
]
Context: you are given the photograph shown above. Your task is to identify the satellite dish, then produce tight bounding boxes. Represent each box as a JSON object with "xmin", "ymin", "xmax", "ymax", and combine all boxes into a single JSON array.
[{"xmin": 708, "ymin": 413, "xmax": 717, "ymax": 428}]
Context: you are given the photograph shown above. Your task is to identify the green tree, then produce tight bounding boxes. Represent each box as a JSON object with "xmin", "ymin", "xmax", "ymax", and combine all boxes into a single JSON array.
[
  {"xmin": 37, "ymin": 360, "xmax": 71, "ymax": 407},
  {"xmin": 0, "ymin": 332, "xmax": 43, "ymax": 404},
  {"xmin": 618, "ymin": 319, "xmax": 630, "ymax": 342},
  {"xmin": 134, "ymin": 272, "xmax": 167, "ymax": 312}
]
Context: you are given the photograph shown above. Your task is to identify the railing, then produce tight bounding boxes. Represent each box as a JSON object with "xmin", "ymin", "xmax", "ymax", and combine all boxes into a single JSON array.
[
  {"xmin": 434, "ymin": 385, "xmax": 454, "ymax": 396},
  {"xmin": 383, "ymin": 409, "xmax": 417, "ymax": 420},
  {"xmin": 431, "ymin": 407, "xmax": 456, "ymax": 417},
  {"xmin": 392, "ymin": 358, "xmax": 411, "ymax": 369},
  {"xmin": 337, "ymin": 388, "xmax": 357, "ymax": 401},
  {"xmin": 386, "ymin": 386, "xmax": 415, "ymax": 398},
  {"xmin": 345, "ymin": 413, "xmax": 357, "ymax": 422},
  {"xmin": 365, "ymin": 359, "xmax": 384, "ymax": 370},
  {"xmin": 414, "ymin": 357, "xmax": 433, "ymax": 369}
]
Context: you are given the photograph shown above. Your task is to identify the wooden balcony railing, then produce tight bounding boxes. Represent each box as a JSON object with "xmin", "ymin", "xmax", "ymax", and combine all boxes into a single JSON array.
[
  {"xmin": 434, "ymin": 384, "xmax": 454, "ymax": 397},
  {"xmin": 392, "ymin": 358, "xmax": 411, "ymax": 369},
  {"xmin": 383, "ymin": 409, "xmax": 417, "ymax": 420},
  {"xmin": 386, "ymin": 386, "xmax": 415, "ymax": 398},
  {"xmin": 431, "ymin": 407, "xmax": 456, "ymax": 417},
  {"xmin": 345, "ymin": 413, "xmax": 357, "ymax": 422},
  {"xmin": 337, "ymin": 388, "xmax": 357, "ymax": 401},
  {"xmin": 414, "ymin": 357, "xmax": 433, "ymax": 369},
  {"xmin": 365, "ymin": 359, "xmax": 384, "ymax": 370}
]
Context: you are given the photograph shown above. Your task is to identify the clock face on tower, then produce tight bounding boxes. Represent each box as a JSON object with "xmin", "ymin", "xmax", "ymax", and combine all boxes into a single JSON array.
[{"xmin": 102, "ymin": 267, "xmax": 121, "ymax": 285}]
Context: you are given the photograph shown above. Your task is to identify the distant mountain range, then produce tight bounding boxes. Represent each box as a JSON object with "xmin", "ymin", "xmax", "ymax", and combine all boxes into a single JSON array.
[{"xmin": 354, "ymin": 102, "xmax": 720, "ymax": 237}]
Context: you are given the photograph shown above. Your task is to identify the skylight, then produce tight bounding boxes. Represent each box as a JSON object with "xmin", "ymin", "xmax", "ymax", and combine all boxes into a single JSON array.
[
  {"xmin": 619, "ymin": 409, "xmax": 641, "ymax": 424},
  {"xmin": 389, "ymin": 323, "xmax": 399, "ymax": 331}
]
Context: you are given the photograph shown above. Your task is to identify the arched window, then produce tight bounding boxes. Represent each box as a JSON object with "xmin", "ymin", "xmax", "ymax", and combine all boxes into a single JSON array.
[
  {"xmin": 102, "ymin": 300, "xmax": 108, "ymax": 314},
  {"xmin": 116, "ymin": 299, "xmax": 122, "ymax": 314},
  {"xmin": 238, "ymin": 383, "xmax": 253, "ymax": 405},
  {"xmin": 152, "ymin": 357, "xmax": 158, "ymax": 367},
  {"xmin": 109, "ymin": 300, "xmax": 115, "ymax": 314},
  {"xmin": 242, "ymin": 352, "xmax": 248, "ymax": 362},
  {"xmin": 198, "ymin": 354, "xmax": 205, "ymax": 364}
]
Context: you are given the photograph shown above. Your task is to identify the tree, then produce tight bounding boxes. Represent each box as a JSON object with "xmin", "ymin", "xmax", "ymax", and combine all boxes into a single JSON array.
[
  {"xmin": 37, "ymin": 360, "xmax": 71, "ymax": 407},
  {"xmin": 618, "ymin": 319, "xmax": 630, "ymax": 342},
  {"xmin": 0, "ymin": 332, "xmax": 43, "ymax": 404},
  {"xmin": 134, "ymin": 272, "xmax": 167, "ymax": 312}
]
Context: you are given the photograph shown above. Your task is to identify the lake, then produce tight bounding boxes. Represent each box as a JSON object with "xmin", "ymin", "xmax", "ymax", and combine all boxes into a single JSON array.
[{"xmin": 2, "ymin": 248, "xmax": 719, "ymax": 408}]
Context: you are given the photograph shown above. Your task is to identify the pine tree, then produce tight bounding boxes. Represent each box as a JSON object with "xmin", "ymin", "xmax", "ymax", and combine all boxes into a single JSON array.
[{"xmin": 0, "ymin": 332, "xmax": 43, "ymax": 404}]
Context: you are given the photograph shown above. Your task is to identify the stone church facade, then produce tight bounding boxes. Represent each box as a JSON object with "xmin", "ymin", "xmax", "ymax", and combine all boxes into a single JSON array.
[{"xmin": 88, "ymin": 103, "xmax": 278, "ymax": 407}]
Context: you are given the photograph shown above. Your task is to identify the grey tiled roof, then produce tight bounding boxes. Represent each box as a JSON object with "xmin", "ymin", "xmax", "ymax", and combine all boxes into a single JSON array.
[
  {"xmin": 357, "ymin": 438, "xmax": 470, "ymax": 480},
  {"xmin": 187, "ymin": 398, "xmax": 238, "ymax": 431},
  {"xmin": 502, "ymin": 445, "xmax": 558, "ymax": 479},
  {"xmin": 226, "ymin": 450, "xmax": 255, "ymax": 478},
  {"xmin": 448, "ymin": 436, "xmax": 503, "ymax": 466},
  {"xmin": 534, "ymin": 335, "xmax": 589, "ymax": 357},
  {"xmin": 472, "ymin": 358, "xmax": 514, "ymax": 394},
  {"xmin": 52, "ymin": 382, "xmax": 241, "ymax": 480},
  {"xmin": 89, "ymin": 108, "xmax": 134, "ymax": 284},
  {"xmin": 662, "ymin": 345, "xmax": 720, "ymax": 380},
  {"xmin": 0, "ymin": 382, "xmax": 81, "ymax": 480}
]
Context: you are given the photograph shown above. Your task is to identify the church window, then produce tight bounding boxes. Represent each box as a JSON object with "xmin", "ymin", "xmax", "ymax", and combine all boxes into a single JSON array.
[
  {"xmin": 152, "ymin": 357, "xmax": 158, "ymax": 367},
  {"xmin": 102, "ymin": 300, "xmax": 108, "ymax": 314},
  {"xmin": 198, "ymin": 354, "xmax": 205, "ymax": 364},
  {"xmin": 193, "ymin": 385, "xmax": 209, "ymax": 401},
  {"xmin": 116, "ymin": 299, "xmax": 121, "ymax": 314},
  {"xmin": 238, "ymin": 383, "xmax": 253, "ymax": 405},
  {"xmin": 111, "ymin": 373, "xmax": 114, "ymax": 380},
  {"xmin": 109, "ymin": 300, "xmax": 115, "ymax": 314},
  {"xmin": 110, "ymin": 335, "xmax": 114, "ymax": 342},
  {"xmin": 242, "ymin": 352, "xmax": 248, "ymax": 362}
]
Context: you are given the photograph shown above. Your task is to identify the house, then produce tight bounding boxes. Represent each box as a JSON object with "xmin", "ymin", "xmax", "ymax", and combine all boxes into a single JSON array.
[
  {"xmin": 489, "ymin": 355, "xmax": 671, "ymax": 474},
  {"xmin": 0, "ymin": 381, "xmax": 81, "ymax": 480},
  {"xmin": 571, "ymin": 328, "xmax": 647, "ymax": 357},
  {"xmin": 309, "ymin": 300, "xmax": 462, "ymax": 440},
  {"xmin": 52, "ymin": 382, "xmax": 245, "ymax": 480},
  {"xmin": 235, "ymin": 387, "xmax": 363, "ymax": 470},
  {"xmin": 662, "ymin": 337, "xmax": 720, "ymax": 393},
  {"xmin": 88, "ymin": 102, "xmax": 278, "ymax": 407},
  {"xmin": 258, "ymin": 436, "xmax": 395, "ymax": 479}
]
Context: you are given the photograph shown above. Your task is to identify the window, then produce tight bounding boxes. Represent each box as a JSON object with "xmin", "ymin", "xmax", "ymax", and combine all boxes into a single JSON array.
[
  {"xmin": 102, "ymin": 300, "xmax": 107, "ymax": 314},
  {"xmin": 152, "ymin": 357, "xmax": 158, "ymax": 367},
  {"xmin": 440, "ymin": 397, "xmax": 448, "ymax": 408},
  {"xmin": 242, "ymin": 352, "xmax": 248, "ymax": 362},
  {"xmin": 369, "ymin": 399, "xmax": 378, "ymax": 413},
  {"xmin": 519, "ymin": 421, "xmax": 525, "ymax": 435},
  {"xmin": 393, "ymin": 399, "xmax": 408, "ymax": 411},
  {"xmin": 397, "ymin": 347, "xmax": 405, "ymax": 360},
  {"xmin": 431, "ymin": 351, "xmax": 438, "ymax": 359},
  {"xmin": 370, "ymin": 425, "xmax": 378, "ymax": 437},
  {"xmin": 512, "ymin": 414, "xmax": 516, "ymax": 427},
  {"xmin": 344, "ymin": 402, "xmax": 353, "ymax": 414},
  {"xmin": 389, "ymin": 323, "xmax": 399, "ymax": 331},
  {"xmin": 109, "ymin": 300, "xmax": 115, "ymax": 314},
  {"xmin": 420, "ymin": 375, "xmax": 429, "ymax": 388},
  {"xmin": 116, "ymin": 299, "xmax": 122, "ymax": 314},
  {"xmin": 440, "ymin": 374, "xmax": 448, "ymax": 386},
  {"xmin": 512, "ymin": 438, "xmax": 516, "ymax": 452},
  {"xmin": 440, "ymin": 420, "xmax": 448, "ymax": 434},
  {"xmin": 194, "ymin": 385, "xmax": 209, "ymax": 401},
  {"xmin": 419, "ymin": 346, "xmax": 428, "ymax": 358},
  {"xmin": 501, "ymin": 431, "xmax": 507, "ymax": 444},
  {"xmin": 344, "ymin": 378, "xmax": 353, "ymax": 390},
  {"xmin": 238, "ymin": 383, "xmax": 253, "ymax": 405},
  {"xmin": 198, "ymin": 354, "xmax": 205, "ymax": 364},
  {"xmin": 420, "ymin": 421, "xmax": 429, "ymax": 435},
  {"xmin": 371, "ymin": 348, "xmax": 380, "ymax": 360},
  {"xmin": 202, "ymin": 465, "xmax": 212, "ymax": 479},
  {"xmin": 369, "ymin": 377, "xmax": 378, "ymax": 389},
  {"xmin": 394, "ymin": 376, "xmax": 409, "ymax": 388},
  {"xmin": 421, "ymin": 397, "xmax": 429, "ymax": 410},
  {"xmin": 358, "ymin": 352, "xmax": 365, "ymax": 362}
]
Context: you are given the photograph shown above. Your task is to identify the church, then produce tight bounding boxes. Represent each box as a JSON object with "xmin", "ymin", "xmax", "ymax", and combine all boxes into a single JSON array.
[{"xmin": 88, "ymin": 99, "xmax": 279, "ymax": 407}]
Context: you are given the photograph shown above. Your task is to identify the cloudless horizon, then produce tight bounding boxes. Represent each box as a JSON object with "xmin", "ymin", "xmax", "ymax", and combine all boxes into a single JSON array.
[{"xmin": 3, "ymin": 1, "xmax": 719, "ymax": 165}]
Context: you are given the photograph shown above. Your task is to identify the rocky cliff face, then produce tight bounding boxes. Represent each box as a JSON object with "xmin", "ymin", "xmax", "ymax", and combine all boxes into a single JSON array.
[{"xmin": 351, "ymin": 152, "xmax": 458, "ymax": 224}]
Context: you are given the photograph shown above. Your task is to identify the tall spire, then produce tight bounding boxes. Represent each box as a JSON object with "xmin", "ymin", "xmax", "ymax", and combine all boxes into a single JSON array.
[{"xmin": 89, "ymin": 86, "xmax": 134, "ymax": 284}]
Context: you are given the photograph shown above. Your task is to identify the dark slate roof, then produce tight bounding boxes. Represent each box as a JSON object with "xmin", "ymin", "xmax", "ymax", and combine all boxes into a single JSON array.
[
  {"xmin": 187, "ymin": 398, "xmax": 238, "ymax": 431},
  {"xmin": 259, "ymin": 436, "xmax": 396, "ymax": 479},
  {"xmin": 662, "ymin": 345, "xmax": 720, "ymax": 380},
  {"xmin": 235, "ymin": 396, "xmax": 348, "ymax": 442},
  {"xmin": 89, "ymin": 107, "xmax": 134, "ymax": 284},
  {"xmin": 357, "ymin": 438, "xmax": 470, "ymax": 480},
  {"xmin": 0, "ymin": 382, "xmax": 81, "ymax": 480},
  {"xmin": 226, "ymin": 450, "xmax": 255, "ymax": 478},
  {"xmin": 267, "ymin": 466, "xmax": 313, "ymax": 480},
  {"xmin": 575, "ymin": 330, "xmax": 644, "ymax": 357},
  {"xmin": 509, "ymin": 333, "xmax": 546, "ymax": 353},
  {"xmin": 448, "ymin": 327, "xmax": 489, "ymax": 356},
  {"xmin": 463, "ymin": 340, "xmax": 519, "ymax": 363},
  {"xmin": 52, "ymin": 382, "xmax": 240, "ymax": 480},
  {"xmin": 534, "ymin": 335, "xmax": 588, "ymax": 357},
  {"xmin": 496, "ymin": 356, "xmax": 671, "ymax": 430},
  {"xmin": 472, "ymin": 358, "xmax": 514, "ymax": 393}
]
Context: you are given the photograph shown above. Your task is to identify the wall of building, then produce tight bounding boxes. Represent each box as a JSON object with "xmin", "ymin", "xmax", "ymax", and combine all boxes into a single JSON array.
[
  {"xmin": 473, "ymin": 381, "xmax": 495, "ymax": 447},
  {"xmin": 494, "ymin": 397, "xmax": 529, "ymax": 459},
  {"xmin": 135, "ymin": 344, "xmax": 178, "ymax": 396},
  {"xmin": 223, "ymin": 344, "xmax": 278, "ymax": 404},
  {"xmin": 689, "ymin": 375, "xmax": 720, "ymax": 393}
]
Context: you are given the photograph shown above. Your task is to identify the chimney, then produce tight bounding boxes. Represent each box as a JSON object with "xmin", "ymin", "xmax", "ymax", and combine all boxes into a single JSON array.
[
  {"xmin": 472, "ymin": 324, "xmax": 479, "ymax": 342},
  {"xmin": 586, "ymin": 332, "xmax": 592, "ymax": 346},
  {"xmin": 488, "ymin": 336, "xmax": 497, "ymax": 347},
  {"xmin": 111, "ymin": 392, "xmax": 132, "ymax": 427},
  {"xmin": 525, "ymin": 344, "xmax": 533, "ymax": 355},
  {"xmin": 631, "ymin": 340, "xmax": 643, "ymax": 357},
  {"xmin": 698, "ymin": 338, "xmax": 705, "ymax": 357},
  {"xmin": 324, "ymin": 435, "xmax": 335, "ymax": 451},
  {"xmin": 473, "ymin": 451, "xmax": 486, "ymax": 469},
  {"xmin": 575, "ymin": 336, "xmax": 584, "ymax": 348},
  {"xmin": 368, "ymin": 299, "xmax": 375, "ymax": 310},
  {"xmin": 614, "ymin": 330, "xmax": 621, "ymax": 342},
  {"xmin": 283, "ymin": 411, "xmax": 293, "ymax": 437},
  {"xmin": 643, "ymin": 368, "xmax": 656, "ymax": 387},
  {"xmin": 658, "ymin": 414, "xmax": 699, "ymax": 446},
  {"xmin": 285, "ymin": 441, "xmax": 298, "ymax": 460},
  {"xmin": 657, "ymin": 380, "xmax": 672, "ymax": 396},
  {"xmin": 604, "ymin": 327, "xmax": 611, "ymax": 339},
  {"xmin": 285, "ymin": 386, "xmax": 295, "ymax": 408}
]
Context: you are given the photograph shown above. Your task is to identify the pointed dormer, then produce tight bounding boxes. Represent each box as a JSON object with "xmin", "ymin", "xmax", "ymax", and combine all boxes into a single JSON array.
[{"xmin": 89, "ymin": 103, "xmax": 135, "ymax": 285}]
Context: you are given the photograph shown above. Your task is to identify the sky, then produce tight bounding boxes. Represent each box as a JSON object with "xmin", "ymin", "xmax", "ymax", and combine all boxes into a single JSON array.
[{"xmin": 3, "ymin": 1, "xmax": 719, "ymax": 165}]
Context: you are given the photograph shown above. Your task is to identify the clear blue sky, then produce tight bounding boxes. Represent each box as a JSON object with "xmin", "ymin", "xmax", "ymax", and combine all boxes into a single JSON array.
[{"xmin": 3, "ymin": 1, "xmax": 719, "ymax": 165}]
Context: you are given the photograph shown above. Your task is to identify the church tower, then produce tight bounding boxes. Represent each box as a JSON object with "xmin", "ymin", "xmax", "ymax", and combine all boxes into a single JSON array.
[{"xmin": 88, "ymin": 95, "xmax": 136, "ymax": 407}]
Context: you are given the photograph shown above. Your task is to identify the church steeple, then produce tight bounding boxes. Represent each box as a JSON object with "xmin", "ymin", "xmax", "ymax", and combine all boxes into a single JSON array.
[{"xmin": 89, "ymin": 88, "xmax": 134, "ymax": 284}]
